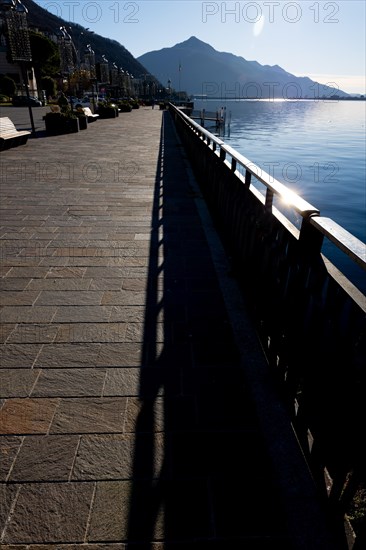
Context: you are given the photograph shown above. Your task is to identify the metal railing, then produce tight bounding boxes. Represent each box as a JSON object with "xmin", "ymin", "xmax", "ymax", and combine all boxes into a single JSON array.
[{"xmin": 170, "ymin": 103, "xmax": 366, "ymax": 549}]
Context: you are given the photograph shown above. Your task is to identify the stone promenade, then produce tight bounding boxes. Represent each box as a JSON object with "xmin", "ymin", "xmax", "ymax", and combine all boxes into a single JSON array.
[{"xmin": 0, "ymin": 106, "xmax": 340, "ymax": 548}]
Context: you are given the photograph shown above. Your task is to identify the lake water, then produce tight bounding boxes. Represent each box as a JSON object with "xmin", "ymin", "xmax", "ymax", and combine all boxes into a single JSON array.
[{"xmin": 193, "ymin": 99, "xmax": 366, "ymax": 294}]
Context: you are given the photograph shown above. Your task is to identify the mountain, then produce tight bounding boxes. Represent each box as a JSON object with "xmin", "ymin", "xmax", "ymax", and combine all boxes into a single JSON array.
[
  {"xmin": 138, "ymin": 36, "xmax": 349, "ymax": 99},
  {"xmin": 22, "ymin": 0, "xmax": 157, "ymax": 83}
]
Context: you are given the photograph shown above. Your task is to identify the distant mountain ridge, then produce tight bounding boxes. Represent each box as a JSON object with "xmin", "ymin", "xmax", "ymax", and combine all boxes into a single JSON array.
[{"xmin": 138, "ymin": 36, "xmax": 349, "ymax": 99}]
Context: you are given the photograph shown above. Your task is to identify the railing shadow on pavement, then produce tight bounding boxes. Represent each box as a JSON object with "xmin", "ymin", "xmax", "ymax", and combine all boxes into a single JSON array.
[{"xmin": 124, "ymin": 111, "xmax": 348, "ymax": 549}]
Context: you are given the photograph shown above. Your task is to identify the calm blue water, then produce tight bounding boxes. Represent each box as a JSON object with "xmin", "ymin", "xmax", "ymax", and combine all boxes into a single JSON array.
[{"xmin": 193, "ymin": 99, "xmax": 366, "ymax": 294}]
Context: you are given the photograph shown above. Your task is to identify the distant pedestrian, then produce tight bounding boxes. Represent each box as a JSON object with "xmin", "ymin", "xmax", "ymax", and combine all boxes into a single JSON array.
[
  {"xmin": 152, "ymin": 98, "xmax": 155, "ymax": 109},
  {"xmin": 57, "ymin": 92, "xmax": 69, "ymax": 113}
]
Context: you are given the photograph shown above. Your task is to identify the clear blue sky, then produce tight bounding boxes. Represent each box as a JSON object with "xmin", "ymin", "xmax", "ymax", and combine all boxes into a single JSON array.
[{"xmin": 35, "ymin": 0, "xmax": 365, "ymax": 94}]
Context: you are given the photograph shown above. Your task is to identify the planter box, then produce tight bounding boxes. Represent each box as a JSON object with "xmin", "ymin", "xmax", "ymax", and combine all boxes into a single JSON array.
[
  {"xmin": 44, "ymin": 114, "xmax": 80, "ymax": 135},
  {"xmin": 77, "ymin": 116, "xmax": 88, "ymax": 130},
  {"xmin": 98, "ymin": 107, "xmax": 118, "ymax": 119}
]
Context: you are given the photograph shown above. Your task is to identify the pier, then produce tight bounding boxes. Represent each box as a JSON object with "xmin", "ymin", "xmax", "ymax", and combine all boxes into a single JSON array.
[
  {"xmin": 190, "ymin": 107, "xmax": 230, "ymax": 134},
  {"xmin": 0, "ymin": 105, "xmax": 364, "ymax": 548}
]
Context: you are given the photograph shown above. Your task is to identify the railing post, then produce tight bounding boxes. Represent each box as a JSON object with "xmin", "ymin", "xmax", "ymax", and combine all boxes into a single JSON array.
[
  {"xmin": 265, "ymin": 189, "xmax": 274, "ymax": 212},
  {"xmin": 245, "ymin": 169, "xmax": 252, "ymax": 188},
  {"xmin": 299, "ymin": 216, "xmax": 324, "ymax": 257}
]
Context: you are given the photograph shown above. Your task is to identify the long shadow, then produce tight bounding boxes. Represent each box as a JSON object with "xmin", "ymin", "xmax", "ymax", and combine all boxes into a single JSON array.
[{"xmin": 126, "ymin": 111, "xmax": 291, "ymax": 548}]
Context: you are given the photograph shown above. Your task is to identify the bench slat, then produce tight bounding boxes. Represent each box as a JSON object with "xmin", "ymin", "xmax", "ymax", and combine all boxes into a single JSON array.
[
  {"xmin": 82, "ymin": 107, "xmax": 99, "ymax": 120},
  {"xmin": 0, "ymin": 117, "xmax": 31, "ymax": 150}
]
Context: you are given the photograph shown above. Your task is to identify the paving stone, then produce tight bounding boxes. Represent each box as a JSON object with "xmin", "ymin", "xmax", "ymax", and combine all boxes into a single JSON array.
[
  {"xmin": 67, "ymin": 257, "xmax": 148, "ymax": 267},
  {"xmin": 49, "ymin": 397, "xmax": 127, "ymax": 433},
  {"xmin": 0, "ymin": 324, "xmax": 16, "ymax": 343},
  {"xmin": 158, "ymin": 396, "xmax": 197, "ymax": 432},
  {"xmin": 0, "ymin": 279, "xmax": 31, "ymax": 291},
  {"xmin": 0, "ymin": 266, "xmax": 11, "ymax": 276},
  {"xmin": 34, "ymin": 343, "xmax": 100, "ymax": 368},
  {"xmin": 4, "ymin": 267, "xmax": 49, "ymax": 278},
  {"xmin": 124, "ymin": 397, "xmax": 164, "ymax": 433},
  {"xmin": 87, "ymin": 480, "xmax": 164, "ymax": 542},
  {"xmin": 52, "ymin": 306, "xmax": 111, "ymax": 323},
  {"xmin": 88, "ymin": 479, "xmax": 212, "ymax": 543},
  {"xmin": 0, "ymin": 484, "xmax": 19, "ymax": 536},
  {"xmin": 39, "ymin": 257, "xmax": 70, "ymax": 267},
  {"xmin": 55, "ymin": 323, "xmax": 128, "ymax": 343},
  {"xmin": 35, "ymin": 290, "xmax": 104, "ymax": 306},
  {"xmin": 0, "ymin": 306, "xmax": 57, "ymax": 323},
  {"xmin": 31, "ymin": 368, "xmax": 106, "ymax": 397},
  {"xmin": 45, "ymin": 267, "xmax": 86, "ymax": 278},
  {"xmin": 0, "ymin": 436, "xmax": 22, "ymax": 481},
  {"xmin": 101, "ymin": 291, "xmax": 146, "ymax": 306},
  {"xmin": 0, "ymin": 545, "xmax": 28, "ymax": 550},
  {"xmin": 25, "ymin": 545, "xmax": 126, "ymax": 550},
  {"xmin": 84, "ymin": 267, "xmax": 135, "ymax": 279},
  {"xmin": 6, "ymin": 324, "xmax": 59, "ymax": 344},
  {"xmin": 0, "ymin": 369, "xmax": 40, "ymax": 397},
  {"xmin": 210, "ymin": 476, "xmax": 287, "ymax": 538},
  {"xmin": 9, "ymin": 435, "xmax": 79, "ymax": 481},
  {"xmin": 102, "ymin": 367, "xmax": 178, "ymax": 398},
  {"xmin": 26, "ymin": 278, "xmax": 92, "ymax": 291},
  {"xmin": 121, "ymin": 278, "xmax": 148, "ymax": 291},
  {"xmin": 108, "ymin": 306, "xmax": 146, "ymax": 323},
  {"xmin": 0, "ymin": 291, "xmax": 40, "ymax": 306},
  {"xmin": 2, "ymin": 482, "xmax": 94, "ymax": 543},
  {"xmin": 88, "ymin": 278, "xmax": 123, "ymax": 291},
  {"xmin": 103, "ymin": 367, "xmax": 142, "ymax": 397},
  {"xmin": 0, "ymin": 344, "xmax": 42, "ymax": 369},
  {"xmin": 0, "ymin": 398, "xmax": 60, "ymax": 434},
  {"xmin": 72, "ymin": 432, "xmax": 164, "ymax": 480},
  {"xmin": 95, "ymin": 343, "xmax": 142, "ymax": 367}
]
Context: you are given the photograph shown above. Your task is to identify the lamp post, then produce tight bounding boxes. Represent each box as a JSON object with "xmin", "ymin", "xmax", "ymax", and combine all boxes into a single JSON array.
[
  {"xmin": 0, "ymin": 0, "xmax": 35, "ymax": 134},
  {"xmin": 74, "ymin": 27, "xmax": 88, "ymax": 69},
  {"xmin": 167, "ymin": 78, "xmax": 172, "ymax": 101},
  {"xmin": 120, "ymin": 68, "xmax": 125, "ymax": 98},
  {"xmin": 111, "ymin": 62, "xmax": 118, "ymax": 96},
  {"xmin": 85, "ymin": 43, "xmax": 96, "ymax": 111},
  {"xmin": 130, "ymin": 75, "xmax": 135, "ymax": 98},
  {"xmin": 58, "ymin": 26, "xmax": 75, "ymax": 109}
]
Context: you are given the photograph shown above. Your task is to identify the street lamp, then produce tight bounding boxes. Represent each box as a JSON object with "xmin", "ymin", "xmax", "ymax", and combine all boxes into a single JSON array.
[
  {"xmin": 59, "ymin": 26, "xmax": 74, "ymax": 73},
  {"xmin": 85, "ymin": 43, "xmax": 96, "ymax": 111},
  {"xmin": 167, "ymin": 78, "xmax": 172, "ymax": 101},
  {"xmin": 100, "ymin": 54, "xmax": 110, "ymax": 92},
  {"xmin": 0, "ymin": 0, "xmax": 35, "ymax": 134},
  {"xmin": 130, "ymin": 74, "xmax": 136, "ymax": 99},
  {"xmin": 120, "ymin": 68, "xmax": 125, "ymax": 97},
  {"xmin": 74, "ymin": 27, "xmax": 89, "ymax": 69},
  {"xmin": 58, "ymin": 25, "xmax": 75, "ymax": 109}
]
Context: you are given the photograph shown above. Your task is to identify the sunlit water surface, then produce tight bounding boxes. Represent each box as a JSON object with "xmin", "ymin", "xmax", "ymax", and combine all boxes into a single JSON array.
[{"xmin": 193, "ymin": 99, "xmax": 366, "ymax": 293}]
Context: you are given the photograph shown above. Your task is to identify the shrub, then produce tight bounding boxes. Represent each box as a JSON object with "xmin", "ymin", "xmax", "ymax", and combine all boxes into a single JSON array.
[{"xmin": 0, "ymin": 75, "xmax": 16, "ymax": 97}]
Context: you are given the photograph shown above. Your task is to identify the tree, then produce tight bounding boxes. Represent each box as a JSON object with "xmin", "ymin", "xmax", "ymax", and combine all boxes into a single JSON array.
[
  {"xmin": 0, "ymin": 75, "xmax": 16, "ymax": 97},
  {"xmin": 40, "ymin": 76, "xmax": 57, "ymax": 98},
  {"xmin": 29, "ymin": 31, "xmax": 60, "ymax": 79}
]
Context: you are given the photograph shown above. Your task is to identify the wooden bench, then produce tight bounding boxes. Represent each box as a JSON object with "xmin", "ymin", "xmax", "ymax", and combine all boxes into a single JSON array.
[
  {"xmin": 0, "ymin": 117, "xmax": 31, "ymax": 150},
  {"xmin": 82, "ymin": 107, "xmax": 99, "ymax": 122}
]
